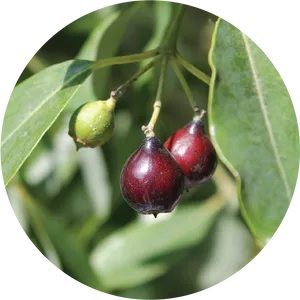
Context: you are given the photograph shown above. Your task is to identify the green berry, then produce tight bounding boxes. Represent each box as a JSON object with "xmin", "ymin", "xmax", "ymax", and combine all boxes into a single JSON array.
[{"xmin": 68, "ymin": 98, "xmax": 116, "ymax": 150}]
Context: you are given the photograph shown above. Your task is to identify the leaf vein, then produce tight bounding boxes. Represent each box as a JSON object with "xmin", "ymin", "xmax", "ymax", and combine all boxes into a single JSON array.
[
  {"xmin": 241, "ymin": 33, "xmax": 292, "ymax": 202},
  {"xmin": 1, "ymin": 62, "xmax": 92, "ymax": 147}
]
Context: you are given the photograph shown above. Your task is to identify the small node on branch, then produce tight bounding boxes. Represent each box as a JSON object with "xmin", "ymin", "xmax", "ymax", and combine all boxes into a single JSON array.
[{"xmin": 193, "ymin": 108, "xmax": 206, "ymax": 121}]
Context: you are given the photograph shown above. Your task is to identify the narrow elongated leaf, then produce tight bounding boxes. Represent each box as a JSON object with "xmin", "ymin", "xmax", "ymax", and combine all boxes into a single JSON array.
[
  {"xmin": 196, "ymin": 211, "xmax": 253, "ymax": 289},
  {"xmin": 93, "ymin": 1, "xmax": 145, "ymax": 98},
  {"xmin": 135, "ymin": 1, "xmax": 172, "ymax": 88},
  {"xmin": 103, "ymin": 263, "xmax": 168, "ymax": 290},
  {"xmin": 208, "ymin": 19, "xmax": 299, "ymax": 242},
  {"xmin": 79, "ymin": 148, "xmax": 112, "ymax": 220},
  {"xmin": 1, "ymin": 60, "xmax": 93, "ymax": 186},
  {"xmin": 19, "ymin": 185, "xmax": 104, "ymax": 291},
  {"xmin": 67, "ymin": 2, "xmax": 144, "ymax": 109},
  {"xmin": 67, "ymin": 10, "xmax": 120, "ymax": 111},
  {"xmin": 90, "ymin": 197, "xmax": 223, "ymax": 289}
]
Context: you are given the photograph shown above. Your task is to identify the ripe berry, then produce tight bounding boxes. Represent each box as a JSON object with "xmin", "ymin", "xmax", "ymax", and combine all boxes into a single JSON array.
[
  {"xmin": 120, "ymin": 136, "xmax": 184, "ymax": 217},
  {"xmin": 164, "ymin": 118, "xmax": 217, "ymax": 189},
  {"xmin": 69, "ymin": 98, "xmax": 116, "ymax": 150}
]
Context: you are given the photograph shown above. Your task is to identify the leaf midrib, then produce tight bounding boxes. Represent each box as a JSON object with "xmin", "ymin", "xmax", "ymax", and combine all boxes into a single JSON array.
[
  {"xmin": 241, "ymin": 33, "xmax": 292, "ymax": 202},
  {"xmin": 1, "ymin": 62, "xmax": 92, "ymax": 147}
]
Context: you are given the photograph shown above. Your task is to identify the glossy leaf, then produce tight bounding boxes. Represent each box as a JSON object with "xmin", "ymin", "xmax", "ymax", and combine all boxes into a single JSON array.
[
  {"xmin": 20, "ymin": 185, "xmax": 104, "ymax": 291},
  {"xmin": 90, "ymin": 197, "xmax": 223, "ymax": 289},
  {"xmin": 1, "ymin": 60, "xmax": 93, "ymax": 186},
  {"xmin": 208, "ymin": 19, "xmax": 299, "ymax": 242}
]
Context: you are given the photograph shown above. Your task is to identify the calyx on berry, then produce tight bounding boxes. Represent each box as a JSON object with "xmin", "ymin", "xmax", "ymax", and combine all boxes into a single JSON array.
[
  {"xmin": 164, "ymin": 118, "xmax": 217, "ymax": 189},
  {"xmin": 120, "ymin": 136, "xmax": 184, "ymax": 217},
  {"xmin": 68, "ymin": 98, "xmax": 116, "ymax": 150}
]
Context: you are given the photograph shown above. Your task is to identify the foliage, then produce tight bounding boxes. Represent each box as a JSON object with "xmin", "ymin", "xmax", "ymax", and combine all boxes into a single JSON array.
[{"xmin": 1, "ymin": 2, "xmax": 298, "ymax": 299}]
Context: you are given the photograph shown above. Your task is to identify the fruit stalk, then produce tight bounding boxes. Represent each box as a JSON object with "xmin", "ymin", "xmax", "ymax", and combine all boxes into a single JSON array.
[
  {"xmin": 176, "ymin": 52, "xmax": 211, "ymax": 85},
  {"xmin": 92, "ymin": 49, "xmax": 159, "ymax": 70},
  {"xmin": 143, "ymin": 55, "xmax": 169, "ymax": 137},
  {"xmin": 111, "ymin": 57, "xmax": 159, "ymax": 100},
  {"xmin": 171, "ymin": 57, "xmax": 201, "ymax": 116}
]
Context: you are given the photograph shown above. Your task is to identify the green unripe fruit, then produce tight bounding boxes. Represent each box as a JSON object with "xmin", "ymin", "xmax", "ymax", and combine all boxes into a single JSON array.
[{"xmin": 68, "ymin": 98, "xmax": 116, "ymax": 150}]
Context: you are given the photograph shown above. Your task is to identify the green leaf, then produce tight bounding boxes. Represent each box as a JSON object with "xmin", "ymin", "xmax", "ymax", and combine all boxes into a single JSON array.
[
  {"xmin": 103, "ymin": 263, "xmax": 168, "ymax": 290},
  {"xmin": 51, "ymin": 115, "xmax": 79, "ymax": 188},
  {"xmin": 65, "ymin": 6, "xmax": 114, "ymax": 34},
  {"xmin": 79, "ymin": 147, "xmax": 112, "ymax": 221},
  {"xmin": 20, "ymin": 185, "xmax": 104, "ymax": 291},
  {"xmin": 1, "ymin": 60, "xmax": 93, "ymax": 186},
  {"xmin": 208, "ymin": 19, "xmax": 300, "ymax": 243},
  {"xmin": 4, "ymin": 182, "xmax": 61, "ymax": 270},
  {"xmin": 196, "ymin": 210, "xmax": 254, "ymax": 289},
  {"xmin": 7, "ymin": 183, "xmax": 29, "ymax": 233},
  {"xmin": 67, "ymin": 2, "xmax": 144, "ymax": 110},
  {"xmin": 135, "ymin": 1, "xmax": 172, "ymax": 88},
  {"xmin": 92, "ymin": 1, "xmax": 145, "ymax": 99},
  {"xmin": 90, "ymin": 197, "xmax": 222, "ymax": 289},
  {"xmin": 22, "ymin": 116, "xmax": 79, "ymax": 197},
  {"xmin": 67, "ymin": 11, "xmax": 121, "ymax": 111},
  {"xmin": 21, "ymin": 141, "xmax": 54, "ymax": 186}
]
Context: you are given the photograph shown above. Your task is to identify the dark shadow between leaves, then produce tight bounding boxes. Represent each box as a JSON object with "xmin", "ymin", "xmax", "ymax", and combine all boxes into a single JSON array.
[{"xmin": 63, "ymin": 60, "xmax": 94, "ymax": 89}]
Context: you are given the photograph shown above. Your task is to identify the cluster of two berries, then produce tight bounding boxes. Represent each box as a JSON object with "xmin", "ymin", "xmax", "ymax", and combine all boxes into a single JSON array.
[
  {"xmin": 121, "ymin": 116, "xmax": 218, "ymax": 218},
  {"xmin": 68, "ymin": 98, "xmax": 217, "ymax": 218}
]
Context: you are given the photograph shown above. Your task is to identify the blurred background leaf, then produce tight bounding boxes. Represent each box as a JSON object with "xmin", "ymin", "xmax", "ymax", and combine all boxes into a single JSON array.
[
  {"xmin": 134, "ymin": 1, "xmax": 172, "ymax": 89},
  {"xmin": 2, "ymin": 2, "xmax": 296, "ymax": 299},
  {"xmin": 90, "ymin": 195, "xmax": 223, "ymax": 290},
  {"xmin": 14, "ymin": 183, "xmax": 104, "ymax": 291}
]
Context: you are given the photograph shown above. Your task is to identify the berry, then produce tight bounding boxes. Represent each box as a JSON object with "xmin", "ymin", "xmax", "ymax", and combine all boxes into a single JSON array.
[
  {"xmin": 69, "ymin": 98, "xmax": 116, "ymax": 150},
  {"xmin": 120, "ymin": 136, "xmax": 184, "ymax": 217},
  {"xmin": 164, "ymin": 119, "xmax": 217, "ymax": 189}
]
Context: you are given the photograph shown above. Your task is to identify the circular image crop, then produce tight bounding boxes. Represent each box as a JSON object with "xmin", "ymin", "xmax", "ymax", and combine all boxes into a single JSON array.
[{"xmin": 1, "ymin": 1, "xmax": 299, "ymax": 299}]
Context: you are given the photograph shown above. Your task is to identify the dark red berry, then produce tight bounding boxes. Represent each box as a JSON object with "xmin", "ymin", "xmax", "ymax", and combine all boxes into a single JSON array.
[
  {"xmin": 164, "ymin": 119, "xmax": 217, "ymax": 189},
  {"xmin": 120, "ymin": 137, "xmax": 184, "ymax": 217}
]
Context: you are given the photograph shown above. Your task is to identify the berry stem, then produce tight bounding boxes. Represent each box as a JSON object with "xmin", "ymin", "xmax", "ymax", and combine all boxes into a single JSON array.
[
  {"xmin": 92, "ymin": 49, "xmax": 159, "ymax": 70},
  {"xmin": 111, "ymin": 56, "xmax": 160, "ymax": 100},
  {"xmin": 143, "ymin": 56, "xmax": 169, "ymax": 137},
  {"xmin": 176, "ymin": 52, "xmax": 211, "ymax": 85},
  {"xmin": 193, "ymin": 109, "xmax": 206, "ymax": 121},
  {"xmin": 171, "ymin": 57, "xmax": 201, "ymax": 116}
]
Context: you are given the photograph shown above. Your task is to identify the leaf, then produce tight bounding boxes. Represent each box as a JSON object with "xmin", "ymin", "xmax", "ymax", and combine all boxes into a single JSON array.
[
  {"xmin": 196, "ymin": 210, "xmax": 254, "ymax": 289},
  {"xmin": 134, "ymin": 1, "xmax": 172, "ymax": 88},
  {"xmin": 208, "ymin": 19, "xmax": 300, "ymax": 243},
  {"xmin": 67, "ymin": 10, "xmax": 120, "ymax": 111},
  {"xmin": 67, "ymin": 2, "xmax": 144, "ymax": 110},
  {"xmin": 65, "ymin": 7, "xmax": 114, "ymax": 34},
  {"xmin": 4, "ymin": 183, "xmax": 61, "ymax": 270},
  {"xmin": 21, "ymin": 141, "xmax": 54, "ymax": 185},
  {"xmin": 102, "ymin": 263, "xmax": 168, "ymax": 290},
  {"xmin": 79, "ymin": 147, "xmax": 112, "ymax": 221},
  {"xmin": 90, "ymin": 197, "xmax": 223, "ymax": 289},
  {"xmin": 92, "ymin": 1, "xmax": 145, "ymax": 99},
  {"xmin": 19, "ymin": 184, "xmax": 104, "ymax": 291},
  {"xmin": 23, "ymin": 116, "xmax": 79, "ymax": 196},
  {"xmin": 7, "ymin": 183, "xmax": 29, "ymax": 233},
  {"xmin": 51, "ymin": 115, "xmax": 79, "ymax": 188},
  {"xmin": 1, "ymin": 59, "xmax": 94, "ymax": 186}
]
